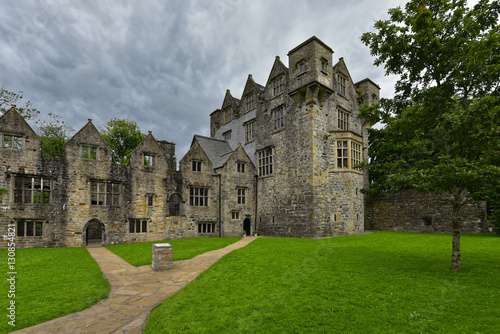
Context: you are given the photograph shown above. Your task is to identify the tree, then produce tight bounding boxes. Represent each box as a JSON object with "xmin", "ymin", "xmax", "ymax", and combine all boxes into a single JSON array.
[
  {"xmin": 100, "ymin": 118, "xmax": 146, "ymax": 164},
  {"xmin": 0, "ymin": 85, "xmax": 39, "ymax": 120},
  {"xmin": 35, "ymin": 113, "xmax": 75, "ymax": 157},
  {"xmin": 360, "ymin": 0, "xmax": 500, "ymax": 271}
]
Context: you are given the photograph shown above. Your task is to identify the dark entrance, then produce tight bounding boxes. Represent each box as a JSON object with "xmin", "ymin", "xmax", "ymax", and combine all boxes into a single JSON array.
[
  {"xmin": 243, "ymin": 218, "xmax": 251, "ymax": 236},
  {"xmin": 85, "ymin": 219, "xmax": 105, "ymax": 246}
]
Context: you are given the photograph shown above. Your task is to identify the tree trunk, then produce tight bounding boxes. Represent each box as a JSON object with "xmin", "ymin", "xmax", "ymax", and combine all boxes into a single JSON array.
[{"xmin": 451, "ymin": 188, "xmax": 464, "ymax": 271}]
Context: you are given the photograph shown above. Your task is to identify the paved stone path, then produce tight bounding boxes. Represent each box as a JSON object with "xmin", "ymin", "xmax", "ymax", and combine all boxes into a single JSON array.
[{"xmin": 14, "ymin": 237, "xmax": 258, "ymax": 334}]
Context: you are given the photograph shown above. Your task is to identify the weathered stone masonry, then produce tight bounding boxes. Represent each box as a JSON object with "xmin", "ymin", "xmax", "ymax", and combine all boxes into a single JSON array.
[{"xmin": 0, "ymin": 36, "xmax": 487, "ymax": 248}]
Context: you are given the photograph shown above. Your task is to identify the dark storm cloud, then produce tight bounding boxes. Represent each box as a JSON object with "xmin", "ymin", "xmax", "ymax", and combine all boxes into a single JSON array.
[{"xmin": 0, "ymin": 0, "xmax": 415, "ymax": 160}]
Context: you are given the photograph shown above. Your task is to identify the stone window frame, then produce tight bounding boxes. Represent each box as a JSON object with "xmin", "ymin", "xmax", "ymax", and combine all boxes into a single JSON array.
[
  {"xmin": 237, "ymin": 187, "xmax": 247, "ymax": 204},
  {"xmin": 321, "ymin": 58, "xmax": 329, "ymax": 73},
  {"xmin": 237, "ymin": 161, "xmax": 246, "ymax": 173},
  {"xmin": 257, "ymin": 147, "xmax": 273, "ymax": 177},
  {"xmin": 244, "ymin": 119, "xmax": 255, "ymax": 143},
  {"xmin": 13, "ymin": 175, "xmax": 52, "ymax": 205},
  {"xmin": 273, "ymin": 105, "xmax": 285, "ymax": 131},
  {"xmin": 90, "ymin": 180, "xmax": 122, "ymax": 206},
  {"xmin": 16, "ymin": 219, "xmax": 45, "ymax": 237},
  {"xmin": 296, "ymin": 59, "xmax": 306, "ymax": 75},
  {"xmin": 337, "ymin": 73, "xmax": 348, "ymax": 97},
  {"xmin": 197, "ymin": 222, "xmax": 216, "ymax": 234},
  {"xmin": 189, "ymin": 186, "xmax": 209, "ymax": 207},
  {"xmin": 245, "ymin": 92, "xmax": 255, "ymax": 112},
  {"xmin": 147, "ymin": 194, "xmax": 155, "ymax": 207},
  {"xmin": 192, "ymin": 160, "xmax": 202, "ymax": 172},
  {"xmin": 272, "ymin": 75, "xmax": 284, "ymax": 97},
  {"xmin": 223, "ymin": 130, "xmax": 232, "ymax": 141},
  {"xmin": 223, "ymin": 106, "xmax": 232, "ymax": 124},
  {"xmin": 128, "ymin": 218, "xmax": 149, "ymax": 233},
  {"xmin": 81, "ymin": 145, "xmax": 98, "ymax": 160},
  {"xmin": 144, "ymin": 153, "xmax": 156, "ymax": 167},
  {"xmin": 1, "ymin": 133, "xmax": 23, "ymax": 151},
  {"xmin": 231, "ymin": 211, "xmax": 240, "ymax": 220},
  {"xmin": 335, "ymin": 139, "xmax": 363, "ymax": 171},
  {"xmin": 337, "ymin": 107, "xmax": 350, "ymax": 131}
]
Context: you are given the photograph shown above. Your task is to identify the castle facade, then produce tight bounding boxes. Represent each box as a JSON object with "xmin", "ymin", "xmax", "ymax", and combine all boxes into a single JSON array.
[{"xmin": 0, "ymin": 37, "xmax": 487, "ymax": 248}]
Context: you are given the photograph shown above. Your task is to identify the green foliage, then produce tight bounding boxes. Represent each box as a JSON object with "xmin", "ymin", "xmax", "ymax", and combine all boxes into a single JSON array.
[
  {"xmin": 0, "ymin": 247, "xmax": 110, "ymax": 333},
  {"xmin": 99, "ymin": 118, "xmax": 146, "ymax": 164},
  {"xmin": 106, "ymin": 237, "xmax": 242, "ymax": 266},
  {"xmin": 0, "ymin": 85, "xmax": 39, "ymax": 120},
  {"xmin": 145, "ymin": 232, "xmax": 500, "ymax": 333},
  {"xmin": 360, "ymin": 0, "xmax": 500, "ymax": 270},
  {"xmin": 36, "ymin": 113, "xmax": 75, "ymax": 157},
  {"xmin": 0, "ymin": 188, "xmax": 7, "ymax": 196}
]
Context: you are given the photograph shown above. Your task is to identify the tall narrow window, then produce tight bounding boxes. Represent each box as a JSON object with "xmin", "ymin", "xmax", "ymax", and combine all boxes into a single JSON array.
[
  {"xmin": 338, "ymin": 109, "xmax": 349, "ymax": 131},
  {"xmin": 223, "ymin": 107, "xmax": 232, "ymax": 124},
  {"xmin": 237, "ymin": 188, "xmax": 246, "ymax": 204},
  {"xmin": 272, "ymin": 76, "xmax": 284, "ymax": 97},
  {"xmin": 237, "ymin": 162, "xmax": 245, "ymax": 173},
  {"xmin": 192, "ymin": 160, "xmax": 202, "ymax": 172},
  {"xmin": 351, "ymin": 142, "xmax": 362, "ymax": 169},
  {"xmin": 258, "ymin": 148, "xmax": 273, "ymax": 176},
  {"xmin": 245, "ymin": 93, "xmax": 255, "ymax": 111},
  {"xmin": 337, "ymin": 141, "xmax": 349, "ymax": 169},
  {"xmin": 245, "ymin": 120, "xmax": 255, "ymax": 143},
  {"xmin": 337, "ymin": 74, "xmax": 347, "ymax": 96},
  {"xmin": 273, "ymin": 105, "xmax": 285, "ymax": 130},
  {"xmin": 321, "ymin": 58, "xmax": 328, "ymax": 72},
  {"xmin": 168, "ymin": 193, "xmax": 182, "ymax": 216}
]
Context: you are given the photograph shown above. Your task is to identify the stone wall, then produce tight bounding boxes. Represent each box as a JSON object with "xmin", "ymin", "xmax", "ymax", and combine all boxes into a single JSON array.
[{"xmin": 365, "ymin": 190, "xmax": 488, "ymax": 233}]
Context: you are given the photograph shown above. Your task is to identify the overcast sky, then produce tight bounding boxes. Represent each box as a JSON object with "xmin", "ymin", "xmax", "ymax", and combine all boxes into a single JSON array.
[{"xmin": 0, "ymin": 0, "xmax": 477, "ymax": 160}]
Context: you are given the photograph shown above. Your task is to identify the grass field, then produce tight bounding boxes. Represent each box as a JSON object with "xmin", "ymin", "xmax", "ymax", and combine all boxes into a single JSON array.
[
  {"xmin": 105, "ymin": 237, "xmax": 242, "ymax": 266},
  {"xmin": 145, "ymin": 231, "xmax": 500, "ymax": 333},
  {"xmin": 0, "ymin": 247, "xmax": 110, "ymax": 333}
]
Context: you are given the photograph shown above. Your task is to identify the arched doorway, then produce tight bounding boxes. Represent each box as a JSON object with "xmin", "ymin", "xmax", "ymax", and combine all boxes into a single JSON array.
[
  {"xmin": 243, "ymin": 218, "xmax": 252, "ymax": 236},
  {"xmin": 84, "ymin": 219, "xmax": 105, "ymax": 246}
]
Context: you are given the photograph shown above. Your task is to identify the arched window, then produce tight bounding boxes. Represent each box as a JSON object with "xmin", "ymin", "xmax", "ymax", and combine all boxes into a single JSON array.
[{"xmin": 169, "ymin": 193, "xmax": 182, "ymax": 216}]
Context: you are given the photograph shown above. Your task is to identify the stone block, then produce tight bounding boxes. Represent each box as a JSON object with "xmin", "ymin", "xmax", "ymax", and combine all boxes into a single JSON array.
[{"xmin": 152, "ymin": 243, "xmax": 173, "ymax": 271}]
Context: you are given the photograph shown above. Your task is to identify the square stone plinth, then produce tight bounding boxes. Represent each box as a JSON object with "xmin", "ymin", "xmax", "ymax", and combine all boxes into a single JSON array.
[{"xmin": 152, "ymin": 243, "xmax": 173, "ymax": 271}]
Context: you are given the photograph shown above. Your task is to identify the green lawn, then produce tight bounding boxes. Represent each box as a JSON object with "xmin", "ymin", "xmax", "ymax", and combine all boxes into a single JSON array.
[
  {"xmin": 105, "ymin": 237, "xmax": 242, "ymax": 266},
  {"xmin": 145, "ymin": 231, "xmax": 500, "ymax": 333},
  {"xmin": 0, "ymin": 247, "xmax": 110, "ymax": 333}
]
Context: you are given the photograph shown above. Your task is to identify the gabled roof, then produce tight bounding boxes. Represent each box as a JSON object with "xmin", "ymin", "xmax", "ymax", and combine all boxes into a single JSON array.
[
  {"xmin": 65, "ymin": 119, "xmax": 110, "ymax": 150},
  {"xmin": 221, "ymin": 90, "xmax": 240, "ymax": 109},
  {"xmin": 191, "ymin": 135, "xmax": 233, "ymax": 169},
  {"xmin": 130, "ymin": 131, "xmax": 165, "ymax": 156},
  {"xmin": 241, "ymin": 74, "xmax": 265, "ymax": 99},
  {"xmin": 266, "ymin": 56, "xmax": 289, "ymax": 84},
  {"xmin": 0, "ymin": 107, "xmax": 39, "ymax": 139},
  {"xmin": 333, "ymin": 57, "xmax": 353, "ymax": 82}
]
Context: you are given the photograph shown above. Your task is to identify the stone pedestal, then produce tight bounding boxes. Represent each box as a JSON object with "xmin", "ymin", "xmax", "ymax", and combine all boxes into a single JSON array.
[{"xmin": 152, "ymin": 243, "xmax": 173, "ymax": 271}]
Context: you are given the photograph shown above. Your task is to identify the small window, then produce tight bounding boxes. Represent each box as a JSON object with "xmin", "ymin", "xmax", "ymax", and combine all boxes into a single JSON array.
[
  {"xmin": 297, "ymin": 60, "xmax": 306, "ymax": 74},
  {"xmin": 147, "ymin": 194, "xmax": 154, "ymax": 206},
  {"xmin": 144, "ymin": 154, "xmax": 156, "ymax": 166},
  {"xmin": 198, "ymin": 222, "xmax": 215, "ymax": 234},
  {"xmin": 17, "ymin": 220, "xmax": 43, "ymax": 237},
  {"xmin": 192, "ymin": 160, "xmax": 202, "ymax": 172},
  {"xmin": 3, "ymin": 134, "xmax": 23, "ymax": 151},
  {"xmin": 223, "ymin": 130, "xmax": 232, "ymax": 141},
  {"xmin": 422, "ymin": 217, "xmax": 433, "ymax": 226},
  {"xmin": 237, "ymin": 162, "xmax": 245, "ymax": 173},
  {"xmin": 337, "ymin": 141, "xmax": 349, "ymax": 169},
  {"xmin": 321, "ymin": 58, "xmax": 328, "ymax": 72},
  {"xmin": 129, "ymin": 219, "xmax": 148, "ymax": 233},
  {"xmin": 232, "ymin": 211, "xmax": 240, "ymax": 219},
  {"xmin": 82, "ymin": 146, "xmax": 97, "ymax": 160}
]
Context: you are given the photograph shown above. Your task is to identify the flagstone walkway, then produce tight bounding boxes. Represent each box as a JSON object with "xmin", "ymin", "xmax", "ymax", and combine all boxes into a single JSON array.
[{"xmin": 14, "ymin": 237, "xmax": 258, "ymax": 334}]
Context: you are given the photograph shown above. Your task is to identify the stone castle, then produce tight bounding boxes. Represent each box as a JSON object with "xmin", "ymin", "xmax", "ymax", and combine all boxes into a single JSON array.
[{"xmin": 0, "ymin": 37, "xmax": 488, "ymax": 248}]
